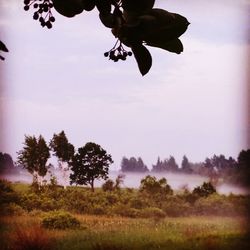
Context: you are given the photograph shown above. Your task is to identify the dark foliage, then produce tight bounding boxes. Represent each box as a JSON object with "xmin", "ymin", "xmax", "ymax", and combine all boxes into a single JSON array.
[
  {"xmin": 23, "ymin": 0, "xmax": 190, "ymax": 75},
  {"xmin": 121, "ymin": 156, "xmax": 148, "ymax": 172},
  {"xmin": 70, "ymin": 142, "xmax": 113, "ymax": 191}
]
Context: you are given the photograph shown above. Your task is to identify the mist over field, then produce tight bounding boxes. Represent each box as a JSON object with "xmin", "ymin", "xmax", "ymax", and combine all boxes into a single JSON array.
[{"xmin": 3, "ymin": 170, "xmax": 249, "ymax": 195}]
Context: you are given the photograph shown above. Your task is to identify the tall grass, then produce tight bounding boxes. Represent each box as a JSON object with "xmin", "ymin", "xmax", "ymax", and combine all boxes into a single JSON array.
[{"xmin": 8, "ymin": 225, "xmax": 54, "ymax": 250}]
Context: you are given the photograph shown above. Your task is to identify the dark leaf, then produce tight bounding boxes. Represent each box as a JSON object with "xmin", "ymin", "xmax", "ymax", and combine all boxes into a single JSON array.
[
  {"xmin": 0, "ymin": 40, "xmax": 8, "ymax": 52},
  {"xmin": 122, "ymin": 0, "xmax": 155, "ymax": 12},
  {"xmin": 132, "ymin": 44, "xmax": 152, "ymax": 76},
  {"xmin": 147, "ymin": 38, "xmax": 183, "ymax": 54},
  {"xmin": 99, "ymin": 13, "xmax": 115, "ymax": 28}
]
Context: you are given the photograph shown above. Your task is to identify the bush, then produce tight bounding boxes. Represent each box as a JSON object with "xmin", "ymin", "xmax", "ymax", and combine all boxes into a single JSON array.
[
  {"xmin": 162, "ymin": 196, "xmax": 191, "ymax": 217},
  {"xmin": 90, "ymin": 205, "xmax": 106, "ymax": 215},
  {"xmin": 102, "ymin": 179, "xmax": 115, "ymax": 192},
  {"xmin": 194, "ymin": 194, "xmax": 236, "ymax": 216},
  {"xmin": 0, "ymin": 203, "xmax": 26, "ymax": 216},
  {"xmin": 112, "ymin": 205, "xmax": 142, "ymax": 218},
  {"xmin": 0, "ymin": 179, "xmax": 19, "ymax": 205},
  {"xmin": 41, "ymin": 211, "xmax": 80, "ymax": 229},
  {"xmin": 192, "ymin": 182, "xmax": 216, "ymax": 198},
  {"xmin": 139, "ymin": 175, "xmax": 173, "ymax": 196},
  {"xmin": 140, "ymin": 207, "xmax": 166, "ymax": 218}
]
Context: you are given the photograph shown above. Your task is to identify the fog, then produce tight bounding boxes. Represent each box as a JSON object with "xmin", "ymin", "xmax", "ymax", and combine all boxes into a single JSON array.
[{"xmin": 3, "ymin": 171, "xmax": 250, "ymax": 195}]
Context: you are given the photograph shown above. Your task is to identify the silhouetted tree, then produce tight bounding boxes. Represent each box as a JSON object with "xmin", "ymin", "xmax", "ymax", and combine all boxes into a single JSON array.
[
  {"xmin": 181, "ymin": 155, "xmax": 192, "ymax": 174},
  {"xmin": 50, "ymin": 130, "xmax": 74, "ymax": 189},
  {"xmin": 152, "ymin": 156, "xmax": 179, "ymax": 172},
  {"xmin": 0, "ymin": 152, "xmax": 16, "ymax": 175},
  {"xmin": 70, "ymin": 142, "xmax": 113, "ymax": 191},
  {"xmin": 121, "ymin": 156, "xmax": 148, "ymax": 172},
  {"xmin": 17, "ymin": 135, "xmax": 50, "ymax": 187}
]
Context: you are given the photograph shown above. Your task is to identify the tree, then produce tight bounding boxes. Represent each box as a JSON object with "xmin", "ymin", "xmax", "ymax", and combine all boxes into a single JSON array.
[
  {"xmin": 22, "ymin": 0, "xmax": 189, "ymax": 76},
  {"xmin": 17, "ymin": 135, "xmax": 50, "ymax": 186},
  {"xmin": 50, "ymin": 131, "xmax": 75, "ymax": 189},
  {"xmin": 167, "ymin": 156, "xmax": 179, "ymax": 172},
  {"xmin": 0, "ymin": 152, "xmax": 16, "ymax": 175},
  {"xmin": 192, "ymin": 182, "xmax": 216, "ymax": 198},
  {"xmin": 139, "ymin": 175, "xmax": 173, "ymax": 196},
  {"xmin": 181, "ymin": 155, "xmax": 192, "ymax": 174},
  {"xmin": 238, "ymin": 149, "xmax": 250, "ymax": 168},
  {"xmin": 120, "ymin": 156, "xmax": 148, "ymax": 172},
  {"xmin": 70, "ymin": 142, "xmax": 113, "ymax": 191}
]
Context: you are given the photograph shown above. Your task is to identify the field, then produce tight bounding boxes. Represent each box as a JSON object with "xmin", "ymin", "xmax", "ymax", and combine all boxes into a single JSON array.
[
  {"xmin": 1, "ymin": 180, "xmax": 250, "ymax": 250},
  {"xmin": 0, "ymin": 214, "xmax": 250, "ymax": 250}
]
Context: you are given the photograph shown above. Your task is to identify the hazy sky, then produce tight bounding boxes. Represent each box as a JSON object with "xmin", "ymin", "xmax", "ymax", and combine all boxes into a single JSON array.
[{"xmin": 0, "ymin": 0, "xmax": 249, "ymax": 169}]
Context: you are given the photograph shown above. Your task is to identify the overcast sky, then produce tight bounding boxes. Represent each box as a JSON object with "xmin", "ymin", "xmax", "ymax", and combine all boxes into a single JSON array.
[{"xmin": 0, "ymin": 0, "xmax": 249, "ymax": 169}]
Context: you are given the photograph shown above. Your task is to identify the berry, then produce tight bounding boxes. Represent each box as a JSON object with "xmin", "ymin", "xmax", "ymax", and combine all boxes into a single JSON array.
[
  {"xmin": 43, "ymin": 5, "xmax": 49, "ymax": 12},
  {"xmin": 33, "ymin": 12, "xmax": 39, "ymax": 20},
  {"xmin": 49, "ymin": 16, "xmax": 55, "ymax": 22},
  {"xmin": 46, "ymin": 21, "xmax": 52, "ymax": 29},
  {"xmin": 24, "ymin": 6, "xmax": 29, "ymax": 11},
  {"xmin": 34, "ymin": 3, "xmax": 38, "ymax": 8},
  {"xmin": 128, "ymin": 52, "xmax": 132, "ymax": 56},
  {"xmin": 104, "ymin": 52, "xmax": 109, "ymax": 57},
  {"xmin": 24, "ymin": 0, "xmax": 30, "ymax": 5},
  {"xmin": 39, "ymin": 17, "xmax": 44, "ymax": 22}
]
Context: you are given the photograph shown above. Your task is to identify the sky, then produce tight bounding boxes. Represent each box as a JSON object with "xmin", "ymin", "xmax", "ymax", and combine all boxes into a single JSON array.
[{"xmin": 0, "ymin": 0, "xmax": 249, "ymax": 169}]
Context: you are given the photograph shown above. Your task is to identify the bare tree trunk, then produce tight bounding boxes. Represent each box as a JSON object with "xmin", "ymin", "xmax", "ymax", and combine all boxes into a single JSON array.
[{"xmin": 90, "ymin": 178, "xmax": 94, "ymax": 192}]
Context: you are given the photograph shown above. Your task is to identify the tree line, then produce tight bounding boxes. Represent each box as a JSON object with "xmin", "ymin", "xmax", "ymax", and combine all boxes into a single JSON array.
[
  {"xmin": 1, "ymin": 130, "xmax": 250, "ymax": 188},
  {"xmin": 120, "ymin": 151, "xmax": 250, "ymax": 187}
]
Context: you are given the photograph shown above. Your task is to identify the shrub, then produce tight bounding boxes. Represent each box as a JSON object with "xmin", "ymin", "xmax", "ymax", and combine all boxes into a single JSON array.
[
  {"xmin": 140, "ymin": 207, "xmax": 166, "ymax": 218},
  {"xmin": 0, "ymin": 203, "xmax": 26, "ymax": 216},
  {"xmin": 192, "ymin": 182, "xmax": 216, "ymax": 198},
  {"xmin": 140, "ymin": 175, "xmax": 173, "ymax": 196},
  {"xmin": 41, "ymin": 211, "xmax": 80, "ymax": 229},
  {"xmin": 194, "ymin": 194, "xmax": 236, "ymax": 216},
  {"xmin": 112, "ymin": 205, "xmax": 142, "ymax": 218},
  {"xmin": 102, "ymin": 179, "xmax": 115, "ymax": 192},
  {"xmin": 162, "ymin": 196, "xmax": 191, "ymax": 217},
  {"xmin": 91, "ymin": 205, "xmax": 106, "ymax": 215},
  {"xmin": 0, "ymin": 179, "xmax": 19, "ymax": 205}
]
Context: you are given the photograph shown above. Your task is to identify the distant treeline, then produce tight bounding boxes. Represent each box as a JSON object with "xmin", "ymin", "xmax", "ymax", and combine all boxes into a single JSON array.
[{"xmin": 120, "ymin": 150, "xmax": 250, "ymax": 187}]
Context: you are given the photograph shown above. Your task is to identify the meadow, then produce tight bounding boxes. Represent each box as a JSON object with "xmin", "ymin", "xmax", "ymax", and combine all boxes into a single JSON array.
[
  {"xmin": 1, "ymin": 214, "xmax": 249, "ymax": 250},
  {"xmin": 0, "ymin": 179, "xmax": 250, "ymax": 250}
]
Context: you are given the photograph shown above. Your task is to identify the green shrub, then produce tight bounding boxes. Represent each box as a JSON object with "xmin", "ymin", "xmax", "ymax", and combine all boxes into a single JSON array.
[
  {"xmin": 112, "ymin": 205, "xmax": 142, "ymax": 218},
  {"xmin": 139, "ymin": 175, "xmax": 173, "ymax": 196},
  {"xmin": 194, "ymin": 194, "xmax": 236, "ymax": 216},
  {"xmin": 140, "ymin": 207, "xmax": 166, "ymax": 218},
  {"xmin": 0, "ymin": 179, "xmax": 19, "ymax": 205},
  {"xmin": 0, "ymin": 203, "xmax": 26, "ymax": 216},
  {"xmin": 91, "ymin": 205, "xmax": 106, "ymax": 215},
  {"xmin": 102, "ymin": 179, "xmax": 115, "ymax": 192},
  {"xmin": 192, "ymin": 182, "xmax": 216, "ymax": 198},
  {"xmin": 162, "ymin": 196, "xmax": 191, "ymax": 217},
  {"xmin": 41, "ymin": 210, "xmax": 80, "ymax": 229}
]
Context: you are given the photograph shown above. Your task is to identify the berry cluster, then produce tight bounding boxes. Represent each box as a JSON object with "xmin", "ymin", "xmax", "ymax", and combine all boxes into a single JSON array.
[
  {"xmin": 104, "ymin": 40, "xmax": 132, "ymax": 62},
  {"xmin": 23, "ymin": 0, "xmax": 55, "ymax": 29}
]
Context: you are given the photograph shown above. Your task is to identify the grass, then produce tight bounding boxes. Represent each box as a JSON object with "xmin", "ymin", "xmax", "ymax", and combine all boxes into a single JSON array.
[{"xmin": 1, "ymin": 214, "xmax": 249, "ymax": 250}]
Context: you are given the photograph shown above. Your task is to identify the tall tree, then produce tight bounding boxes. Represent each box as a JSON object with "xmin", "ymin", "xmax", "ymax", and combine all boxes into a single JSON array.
[
  {"xmin": 181, "ymin": 155, "xmax": 192, "ymax": 173},
  {"xmin": 70, "ymin": 142, "xmax": 113, "ymax": 191},
  {"xmin": 0, "ymin": 152, "xmax": 15, "ymax": 175},
  {"xmin": 17, "ymin": 135, "xmax": 50, "ymax": 186},
  {"xmin": 120, "ymin": 156, "xmax": 148, "ymax": 172},
  {"xmin": 50, "ymin": 131, "xmax": 75, "ymax": 189}
]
